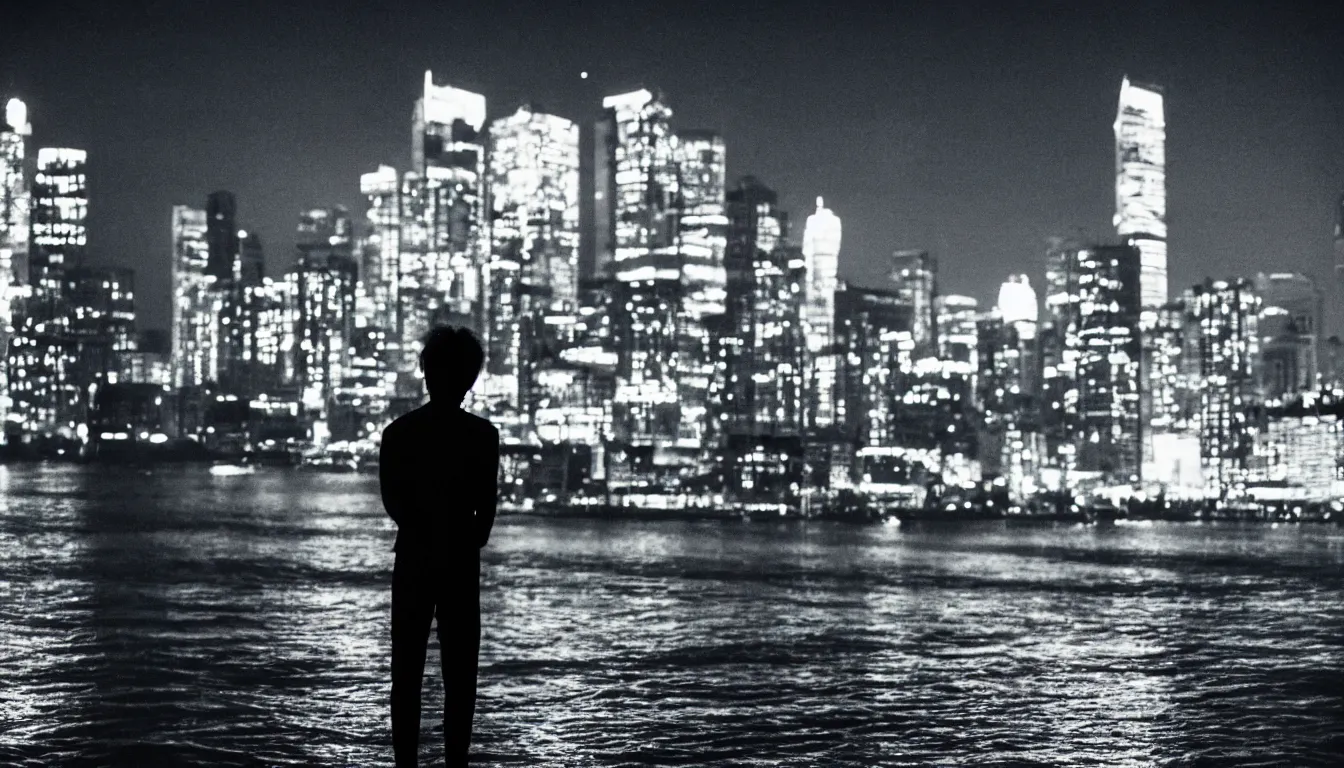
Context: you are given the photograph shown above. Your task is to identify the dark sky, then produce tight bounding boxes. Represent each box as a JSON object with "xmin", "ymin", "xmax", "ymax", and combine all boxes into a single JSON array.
[{"xmin": 3, "ymin": 0, "xmax": 1341, "ymax": 333}]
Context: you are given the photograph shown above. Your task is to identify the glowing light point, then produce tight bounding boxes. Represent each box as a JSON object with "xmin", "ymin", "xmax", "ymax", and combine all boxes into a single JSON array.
[
  {"xmin": 580, "ymin": 71, "xmax": 589, "ymax": 79},
  {"xmin": 5, "ymin": 98, "xmax": 29, "ymax": 135}
]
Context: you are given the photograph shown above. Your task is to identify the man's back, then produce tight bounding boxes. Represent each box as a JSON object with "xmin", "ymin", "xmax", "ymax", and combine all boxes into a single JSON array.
[{"xmin": 379, "ymin": 402, "xmax": 500, "ymax": 558}]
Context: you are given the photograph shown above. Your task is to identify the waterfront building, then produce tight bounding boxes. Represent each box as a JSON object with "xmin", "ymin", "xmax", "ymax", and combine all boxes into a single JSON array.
[
  {"xmin": 122, "ymin": 330, "xmax": 172, "ymax": 387},
  {"xmin": 889, "ymin": 249, "xmax": 937, "ymax": 353},
  {"xmin": 408, "ymin": 70, "xmax": 487, "ymax": 329},
  {"xmin": 935, "ymin": 294, "xmax": 978, "ymax": 374},
  {"xmin": 358, "ymin": 165, "xmax": 400, "ymax": 335},
  {"xmin": 978, "ymin": 277, "xmax": 1042, "ymax": 499},
  {"xmin": 595, "ymin": 88, "xmax": 689, "ymax": 480},
  {"xmin": 169, "ymin": 206, "xmax": 218, "ymax": 388},
  {"xmin": 1188, "ymin": 278, "xmax": 1261, "ymax": 496},
  {"xmin": 485, "ymin": 105, "xmax": 581, "ymax": 439},
  {"xmin": 801, "ymin": 197, "xmax": 841, "ymax": 430},
  {"xmin": 1040, "ymin": 241, "xmax": 1143, "ymax": 487},
  {"xmin": 66, "ymin": 267, "xmax": 136, "ymax": 415},
  {"xmin": 292, "ymin": 207, "xmax": 357, "ymax": 432},
  {"xmin": 1114, "ymin": 76, "xmax": 1167, "ymax": 309},
  {"xmin": 1254, "ymin": 271, "xmax": 1321, "ymax": 402},
  {"xmin": 835, "ymin": 282, "xmax": 913, "ymax": 452},
  {"xmin": 1252, "ymin": 390, "xmax": 1344, "ymax": 501},
  {"xmin": 0, "ymin": 98, "xmax": 32, "ymax": 441},
  {"xmin": 723, "ymin": 177, "xmax": 805, "ymax": 438},
  {"xmin": 253, "ymin": 274, "xmax": 299, "ymax": 391},
  {"xmin": 673, "ymin": 129, "xmax": 728, "ymax": 459},
  {"xmin": 11, "ymin": 147, "xmax": 88, "ymax": 433}
]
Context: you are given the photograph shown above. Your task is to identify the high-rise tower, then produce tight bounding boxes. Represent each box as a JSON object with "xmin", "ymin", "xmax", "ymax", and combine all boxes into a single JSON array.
[
  {"xmin": 1114, "ymin": 76, "xmax": 1167, "ymax": 308},
  {"xmin": 169, "ymin": 205, "xmax": 216, "ymax": 388},
  {"xmin": 802, "ymin": 197, "xmax": 841, "ymax": 428},
  {"xmin": 485, "ymin": 105, "xmax": 581, "ymax": 437},
  {"xmin": 407, "ymin": 70, "xmax": 487, "ymax": 323},
  {"xmin": 0, "ymin": 97, "xmax": 32, "ymax": 442}
]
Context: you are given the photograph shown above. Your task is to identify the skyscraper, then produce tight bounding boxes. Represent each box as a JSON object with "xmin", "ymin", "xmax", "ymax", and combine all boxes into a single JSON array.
[
  {"xmin": 206, "ymin": 191, "xmax": 239, "ymax": 281},
  {"xmin": 17, "ymin": 147, "xmax": 88, "ymax": 430},
  {"xmin": 293, "ymin": 206, "xmax": 357, "ymax": 421},
  {"xmin": 359, "ymin": 165, "xmax": 400, "ymax": 335},
  {"xmin": 485, "ymin": 105, "xmax": 581, "ymax": 438},
  {"xmin": 935, "ymin": 295, "xmax": 979, "ymax": 367},
  {"xmin": 673, "ymin": 129, "xmax": 728, "ymax": 457},
  {"xmin": 1041, "ymin": 242, "xmax": 1143, "ymax": 484},
  {"xmin": 889, "ymin": 249, "xmax": 937, "ymax": 353},
  {"xmin": 1254, "ymin": 271, "xmax": 1321, "ymax": 401},
  {"xmin": 593, "ymin": 89, "xmax": 681, "ymax": 280},
  {"xmin": 1188, "ymin": 279, "xmax": 1260, "ymax": 495},
  {"xmin": 0, "ymin": 97, "xmax": 32, "ymax": 442},
  {"xmin": 407, "ymin": 70, "xmax": 487, "ymax": 324},
  {"xmin": 169, "ymin": 205, "xmax": 216, "ymax": 388},
  {"xmin": 1114, "ymin": 76, "xmax": 1167, "ymax": 308},
  {"xmin": 802, "ymin": 197, "xmax": 841, "ymax": 429},
  {"xmin": 595, "ymin": 88, "xmax": 689, "ymax": 471},
  {"xmin": 66, "ymin": 266, "xmax": 136, "ymax": 404},
  {"xmin": 723, "ymin": 177, "xmax": 804, "ymax": 436}
]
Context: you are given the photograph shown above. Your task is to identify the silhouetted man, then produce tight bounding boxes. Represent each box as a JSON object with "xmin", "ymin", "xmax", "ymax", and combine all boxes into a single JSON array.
[{"xmin": 381, "ymin": 326, "xmax": 500, "ymax": 767}]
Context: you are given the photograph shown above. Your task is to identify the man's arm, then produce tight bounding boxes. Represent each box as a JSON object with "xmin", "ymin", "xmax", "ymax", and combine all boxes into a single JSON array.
[
  {"xmin": 473, "ymin": 425, "xmax": 500, "ymax": 549},
  {"xmin": 379, "ymin": 425, "xmax": 407, "ymax": 526}
]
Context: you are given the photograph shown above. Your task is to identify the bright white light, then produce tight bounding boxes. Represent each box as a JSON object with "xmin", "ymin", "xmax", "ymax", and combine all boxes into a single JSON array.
[
  {"xmin": 5, "ymin": 98, "xmax": 29, "ymax": 135},
  {"xmin": 421, "ymin": 70, "xmax": 486, "ymax": 131},
  {"xmin": 580, "ymin": 71, "xmax": 589, "ymax": 79},
  {"xmin": 997, "ymin": 274, "xmax": 1038, "ymax": 326}
]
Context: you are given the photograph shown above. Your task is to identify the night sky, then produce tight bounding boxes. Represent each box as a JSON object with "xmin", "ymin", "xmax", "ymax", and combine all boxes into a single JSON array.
[{"xmin": 3, "ymin": 0, "xmax": 1341, "ymax": 333}]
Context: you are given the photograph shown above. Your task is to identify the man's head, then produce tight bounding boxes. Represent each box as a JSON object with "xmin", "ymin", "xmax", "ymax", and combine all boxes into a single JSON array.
[{"xmin": 419, "ymin": 326, "xmax": 484, "ymax": 403}]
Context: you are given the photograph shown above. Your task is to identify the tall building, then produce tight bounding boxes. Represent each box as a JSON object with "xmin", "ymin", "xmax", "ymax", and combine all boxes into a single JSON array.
[
  {"xmin": 835, "ymin": 282, "xmax": 913, "ymax": 449},
  {"xmin": 1114, "ymin": 76, "xmax": 1167, "ymax": 308},
  {"xmin": 15, "ymin": 147, "xmax": 88, "ymax": 431},
  {"xmin": 592, "ymin": 89, "xmax": 681, "ymax": 280},
  {"xmin": 935, "ymin": 295, "xmax": 979, "ymax": 368},
  {"xmin": 801, "ymin": 197, "xmax": 841, "ymax": 429},
  {"xmin": 407, "ymin": 70, "xmax": 487, "ymax": 327},
  {"xmin": 889, "ymin": 250, "xmax": 937, "ymax": 353},
  {"xmin": 1255, "ymin": 271, "xmax": 1322, "ymax": 401},
  {"xmin": 485, "ymin": 105, "xmax": 580, "ymax": 438},
  {"xmin": 1188, "ymin": 279, "xmax": 1260, "ymax": 495},
  {"xmin": 722, "ymin": 177, "xmax": 805, "ymax": 436},
  {"xmin": 1041, "ymin": 242, "xmax": 1143, "ymax": 485},
  {"xmin": 66, "ymin": 266, "xmax": 136, "ymax": 407},
  {"xmin": 0, "ymin": 97, "xmax": 32, "ymax": 442},
  {"xmin": 359, "ymin": 164, "xmax": 400, "ymax": 334},
  {"xmin": 293, "ymin": 207, "xmax": 357, "ymax": 423},
  {"xmin": 673, "ymin": 129, "xmax": 728, "ymax": 457},
  {"xmin": 206, "ymin": 191, "xmax": 239, "ymax": 281},
  {"xmin": 594, "ymin": 89, "xmax": 690, "ymax": 471},
  {"xmin": 169, "ymin": 205, "xmax": 217, "ymax": 388}
]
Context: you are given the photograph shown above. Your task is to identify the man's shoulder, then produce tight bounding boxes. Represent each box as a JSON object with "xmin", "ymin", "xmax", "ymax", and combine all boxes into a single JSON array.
[{"xmin": 463, "ymin": 411, "xmax": 499, "ymax": 438}]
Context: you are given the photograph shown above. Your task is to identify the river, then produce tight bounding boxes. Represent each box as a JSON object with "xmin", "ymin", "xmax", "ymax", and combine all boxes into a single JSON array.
[{"xmin": 1, "ymin": 464, "xmax": 1341, "ymax": 766}]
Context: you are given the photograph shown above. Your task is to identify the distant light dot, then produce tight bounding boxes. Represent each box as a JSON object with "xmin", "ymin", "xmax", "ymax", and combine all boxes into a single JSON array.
[{"xmin": 580, "ymin": 71, "xmax": 589, "ymax": 79}]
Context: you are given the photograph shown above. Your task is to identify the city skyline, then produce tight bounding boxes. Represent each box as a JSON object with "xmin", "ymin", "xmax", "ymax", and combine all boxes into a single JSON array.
[{"xmin": 2, "ymin": 0, "xmax": 1341, "ymax": 333}]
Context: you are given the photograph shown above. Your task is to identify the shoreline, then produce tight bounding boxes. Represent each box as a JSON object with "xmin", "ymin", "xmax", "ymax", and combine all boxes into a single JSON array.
[{"xmin": 3, "ymin": 460, "xmax": 1338, "ymax": 526}]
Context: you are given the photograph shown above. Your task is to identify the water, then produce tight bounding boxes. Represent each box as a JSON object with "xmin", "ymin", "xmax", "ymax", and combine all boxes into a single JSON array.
[{"xmin": 1, "ymin": 464, "xmax": 1341, "ymax": 767}]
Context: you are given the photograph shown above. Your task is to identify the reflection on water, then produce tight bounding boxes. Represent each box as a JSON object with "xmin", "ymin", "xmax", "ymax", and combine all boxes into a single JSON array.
[{"xmin": 1, "ymin": 464, "xmax": 1341, "ymax": 766}]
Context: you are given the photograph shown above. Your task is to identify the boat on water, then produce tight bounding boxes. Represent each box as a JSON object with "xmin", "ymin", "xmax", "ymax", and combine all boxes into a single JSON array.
[{"xmin": 208, "ymin": 463, "xmax": 255, "ymax": 476}]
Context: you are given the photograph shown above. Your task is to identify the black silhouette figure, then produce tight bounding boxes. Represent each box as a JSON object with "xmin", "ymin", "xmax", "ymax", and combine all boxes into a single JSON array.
[{"xmin": 381, "ymin": 326, "xmax": 500, "ymax": 767}]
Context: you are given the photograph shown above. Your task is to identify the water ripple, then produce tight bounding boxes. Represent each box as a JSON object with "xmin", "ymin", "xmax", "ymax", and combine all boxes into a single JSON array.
[{"xmin": 0, "ymin": 465, "xmax": 1341, "ymax": 766}]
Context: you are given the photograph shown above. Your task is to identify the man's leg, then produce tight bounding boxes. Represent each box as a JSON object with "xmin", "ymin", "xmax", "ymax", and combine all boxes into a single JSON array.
[
  {"xmin": 436, "ymin": 588, "xmax": 481, "ymax": 766},
  {"xmin": 391, "ymin": 557, "xmax": 435, "ymax": 767}
]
